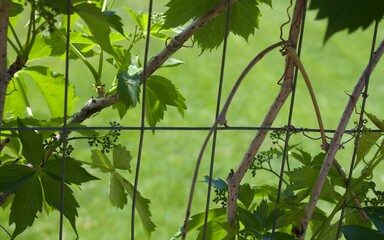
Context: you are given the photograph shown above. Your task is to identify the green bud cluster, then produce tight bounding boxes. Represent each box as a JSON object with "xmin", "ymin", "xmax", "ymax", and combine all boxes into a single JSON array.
[{"xmin": 88, "ymin": 121, "xmax": 121, "ymax": 153}]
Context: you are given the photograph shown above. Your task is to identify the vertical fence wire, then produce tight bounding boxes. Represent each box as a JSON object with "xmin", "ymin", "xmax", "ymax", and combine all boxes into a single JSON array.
[
  {"xmin": 202, "ymin": 0, "xmax": 232, "ymax": 238},
  {"xmin": 59, "ymin": 0, "xmax": 72, "ymax": 239},
  {"xmin": 3, "ymin": 1, "xmax": 383, "ymax": 239},
  {"xmin": 271, "ymin": 0, "xmax": 307, "ymax": 237},
  {"xmin": 131, "ymin": 0, "xmax": 154, "ymax": 239},
  {"xmin": 334, "ymin": 20, "xmax": 380, "ymax": 239}
]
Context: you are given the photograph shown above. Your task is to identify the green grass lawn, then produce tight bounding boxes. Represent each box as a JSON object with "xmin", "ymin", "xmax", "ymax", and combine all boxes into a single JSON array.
[{"xmin": 2, "ymin": 1, "xmax": 384, "ymax": 239}]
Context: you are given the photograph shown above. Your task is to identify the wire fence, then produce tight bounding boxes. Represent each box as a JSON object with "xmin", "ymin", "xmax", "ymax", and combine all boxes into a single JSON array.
[{"xmin": 2, "ymin": 0, "xmax": 383, "ymax": 239}]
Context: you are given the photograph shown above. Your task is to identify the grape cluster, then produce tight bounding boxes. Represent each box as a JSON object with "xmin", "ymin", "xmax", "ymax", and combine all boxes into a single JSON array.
[
  {"xmin": 88, "ymin": 122, "xmax": 121, "ymax": 153},
  {"xmin": 213, "ymin": 188, "xmax": 228, "ymax": 207},
  {"xmin": 364, "ymin": 181, "xmax": 384, "ymax": 207}
]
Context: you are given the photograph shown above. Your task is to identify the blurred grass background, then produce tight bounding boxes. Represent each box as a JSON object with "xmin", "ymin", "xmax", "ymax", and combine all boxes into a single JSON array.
[{"xmin": 1, "ymin": 0, "xmax": 384, "ymax": 239}]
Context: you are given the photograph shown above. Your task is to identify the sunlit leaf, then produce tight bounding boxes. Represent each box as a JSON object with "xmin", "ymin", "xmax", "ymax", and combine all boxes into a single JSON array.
[
  {"xmin": 113, "ymin": 144, "xmax": 132, "ymax": 171},
  {"xmin": 21, "ymin": 66, "xmax": 77, "ymax": 118},
  {"xmin": 125, "ymin": 7, "xmax": 148, "ymax": 31},
  {"xmin": 4, "ymin": 74, "xmax": 30, "ymax": 118},
  {"xmin": 74, "ymin": 3, "xmax": 117, "ymax": 57},
  {"xmin": 17, "ymin": 118, "xmax": 44, "ymax": 167},
  {"xmin": 9, "ymin": 173, "xmax": 42, "ymax": 239}
]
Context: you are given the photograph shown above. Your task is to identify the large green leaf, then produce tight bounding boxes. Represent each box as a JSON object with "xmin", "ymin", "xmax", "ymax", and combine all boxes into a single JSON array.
[
  {"xmin": 32, "ymin": 30, "xmax": 98, "ymax": 60},
  {"xmin": 109, "ymin": 173, "xmax": 128, "ymax": 209},
  {"xmin": 145, "ymin": 75, "xmax": 186, "ymax": 127},
  {"xmin": 21, "ymin": 66, "xmax": 77, "ymax": 118},
  {"xmin": 4, "ymin": 74, "xmax": 30, "ymax": 118},
  {"xmin": 41, "ymin": 173, "xmax": 79, "ymax": 237},
  {"xmin": 9, "ymin": 173, "xmax": 42, "ymax": 239},
  {"xmin": 115, "ymin": 173, "xmax": 156, "ymax": 238},
  {"xmin": 0, "ymin": 165, "xmax": 35, "ymax": 193},
  {"xmin": 309, "ymin": 0, "xmax": 384, "ymax": 41},
  {"xmin": 43, "ymin": 158, "xmax": 99, "ymax": 185},
  {"xmin": 164, "ymin": 0, "xmax": 268, "ymax": 51},
  {"xmin": 341, "ymin": 225, "xmax": 384, "ymax": 240},
  {"xmin": 164, "ymin": 0, "xmax": 221, "ymax": 29},
  {"xmin": 74, "ymin": 3, "xmax": 117, "ymax": 57},
  {"xmin": 17, "ymin": 118, "xmax": 44, "ymax": 167}
]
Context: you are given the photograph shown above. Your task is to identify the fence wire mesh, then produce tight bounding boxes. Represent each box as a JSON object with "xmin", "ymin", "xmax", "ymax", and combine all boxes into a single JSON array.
[{"xmin": 1, "ymin": 0, "xmax": 383, "ymax": 239}]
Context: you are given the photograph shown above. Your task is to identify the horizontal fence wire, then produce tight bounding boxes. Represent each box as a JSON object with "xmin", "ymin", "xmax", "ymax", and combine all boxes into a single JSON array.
[{"xmin": 1, "ymin": 125, "xmax": 382, "ymax": 133}]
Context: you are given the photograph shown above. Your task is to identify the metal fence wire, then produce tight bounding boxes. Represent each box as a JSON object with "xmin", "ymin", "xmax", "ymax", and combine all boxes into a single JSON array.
[{"xmin": 1, "ymin": 0, "xmax": 383, "ymax": 239}]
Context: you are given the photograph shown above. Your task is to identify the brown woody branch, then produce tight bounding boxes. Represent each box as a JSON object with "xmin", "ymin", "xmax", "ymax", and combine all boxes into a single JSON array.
[
  {"xmin": 298, "ymin": 37, "xmax": 384, "ymax": 239},
  {"xmin": 226, "ymin": 0, "xmax": 306, "ymax": 227}
]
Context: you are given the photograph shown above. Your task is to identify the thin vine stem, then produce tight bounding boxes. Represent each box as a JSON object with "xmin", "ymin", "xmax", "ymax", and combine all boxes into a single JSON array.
[{"xmin": 182, "ymin": 40, "xmax": 287, "ymax": 237}]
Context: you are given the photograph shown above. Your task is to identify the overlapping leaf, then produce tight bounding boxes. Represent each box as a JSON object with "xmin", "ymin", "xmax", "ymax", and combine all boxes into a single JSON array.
[
  {"xmin": 17, "ymin": 119, "xmax": 44, "ymax": 167},
  {"xmin": 117, "ymin": 71, "xmax": 141, "ymax": 110},
  {"xmin": 115, "ymin": 173, "xmax": 156, "ymax": 238},
  {"xmin": 164, "ymin": 0, "xmax": 270, "ymax": 51},
  {"xmin": 20, "ymin": 66, "xmax": 77, "ymax": 118},
  {"xmin": 309, "ymin": 0, "xmax": 384, "ymax": 41},
  {"xmin": 74, "ymin": 3, "xmax": 123, "ymax": 57},
  {"xmin": 43, "ymin": 158, "xmax": 99, "ymax": 185},
  {"xmin": 145, "ymin": 75, "xmax": 186, "ymax": 127},
  {"xmin": 0, "ymin": 165, "xmax": 35, "ymax": 193},
  {"xmin": 41, "ymin": 173, "xmax": 80, "ymax": 237},
  {"xmin": 9, "ymin": 173, "xmax": 42, "ymax": 239}
]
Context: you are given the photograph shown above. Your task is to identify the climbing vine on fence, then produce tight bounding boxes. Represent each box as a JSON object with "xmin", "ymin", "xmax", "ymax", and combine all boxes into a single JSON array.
[{"xmin": 1, "ymin": 0, "xmax": 384, "ymax": 239}]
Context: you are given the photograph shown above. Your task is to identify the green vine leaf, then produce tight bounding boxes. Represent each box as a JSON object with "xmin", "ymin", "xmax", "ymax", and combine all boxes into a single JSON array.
[
  {"xmin": 43, "ymin": 158, "xmax": 99, "ymax": 185},
  {"xmin": 172, "ymin": 208, "xmax": 226, "ymax": 239},
  {"xmin": 0, "ymin": 165, "xmax": 35, "ymax": 193},
  {"xmin": 164, "ymin": 0, "xmax": 268, "ymax": 51},
  {"xmin": 91, "ymin": 149, "xmax": 114, "ymax": 172},
  {"xmin": 356, "ymin": 131, "xmax": 382, "ymax": 168},
  {"xmin": 21, "ymin": 66, "xmax": 77, "ymax": 118},
  {"xmin": 145, "ymin": 75, "xmax": 186, "ymax": 127},
  {"xmin": 309, "ymin": 0, "xmax": 384, "ymax": 42},
  {"xmin": 41, "ymin": 173, "xmax": 79, "ymax": 237},
  {"xmin": 74, "ymin": 3, "xmax": 118, "ymax": 57},
  {"xmin": 113, "ymin": 144, "xmax": 132, "ymax": 171},
  {"xmin": 117, "ymin": 71, "xmax": 141, "ymax": 111},
  {"xmin": 125, "ymin": 7, "xmax": 149, "ymax": 31},
  {"xmin": 9, "ymin": 173, "xmax": 42, "ymax": 239},
  {"xmin": 341, "ymin": 225, "xmax": 384, "ymax": 240},
  {"xmin": 365, "ymin": 112, "xmax": 384, "ymax": 132},
  {"xmin": 115, "ymin": 172, "xmax": 156, "ymax": 238},
  {"xmin": 17, "ymin": 118, "xmax": 44, "ymax": 167}
]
